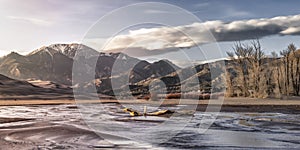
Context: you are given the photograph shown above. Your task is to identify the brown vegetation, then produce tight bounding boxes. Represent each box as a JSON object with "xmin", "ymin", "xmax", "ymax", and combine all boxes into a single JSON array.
[{"xmin": 226, "ymin": 40, "xmax": 300, "ymax": 98}]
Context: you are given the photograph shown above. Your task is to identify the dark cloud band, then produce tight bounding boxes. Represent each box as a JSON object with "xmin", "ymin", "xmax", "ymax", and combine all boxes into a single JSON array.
[{"xmin": 102, "ymin": 14, "xmax": 300, "ymax": 56}]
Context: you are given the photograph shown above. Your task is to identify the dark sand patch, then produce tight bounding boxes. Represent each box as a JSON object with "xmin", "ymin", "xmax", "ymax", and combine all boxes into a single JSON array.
[{"xmin": 0, "ymin": 118, "xmax": 34, "ymax": 124}]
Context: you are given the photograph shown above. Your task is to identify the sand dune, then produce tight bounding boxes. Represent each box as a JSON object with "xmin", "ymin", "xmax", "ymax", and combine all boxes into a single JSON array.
[
  {"xmin": 0, "ymin": 105, "xmax": 152, "ymax": 149},
  {"xmin": 0, "ymin": 74, "xmax": 74, "ymax": 100}
]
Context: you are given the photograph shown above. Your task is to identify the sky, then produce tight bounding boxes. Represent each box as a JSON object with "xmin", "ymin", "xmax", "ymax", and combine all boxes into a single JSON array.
[{"xmin": 1, "ymin": 0, "xmax": 300, "ymax": 66}]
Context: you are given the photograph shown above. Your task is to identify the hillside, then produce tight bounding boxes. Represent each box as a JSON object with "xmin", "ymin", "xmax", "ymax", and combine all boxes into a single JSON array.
[{"xmin": 0, "ymin": 74, "xmax": 73, "ymax": 100}]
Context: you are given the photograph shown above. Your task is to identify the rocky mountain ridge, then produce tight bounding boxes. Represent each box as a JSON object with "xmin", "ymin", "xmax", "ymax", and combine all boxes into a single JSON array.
[{"xmin": 0, "ymin": 43, "xmax": 216, "ymax": 98}]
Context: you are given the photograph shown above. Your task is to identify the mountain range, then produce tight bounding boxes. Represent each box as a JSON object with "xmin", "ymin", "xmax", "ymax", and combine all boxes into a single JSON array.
[{"xmin": 0, "ymin": 43, "xmax": 216, "ymax": 98}]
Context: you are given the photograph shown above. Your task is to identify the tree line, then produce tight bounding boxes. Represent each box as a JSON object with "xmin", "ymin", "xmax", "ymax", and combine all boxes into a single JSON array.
[{"xmin": 226, "ymin": 39, "xmax": 300, "ymax": 98}]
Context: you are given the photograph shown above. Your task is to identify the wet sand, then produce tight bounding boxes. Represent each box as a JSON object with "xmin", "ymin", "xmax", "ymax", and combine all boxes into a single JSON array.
[
  {"xmin": 0, "ymin": 104, "xmax": 101, "ymax": 150},
  {"xmin": 0, "ymin": 98, "xmax": 299, "ymax": 149},
  {"xmin": 0, "ymin": 105, "xmax": 150, "ymax": 150},
  {"xmin": 0, "ymin": 122, "xmax": 105, "ymax": 150}
]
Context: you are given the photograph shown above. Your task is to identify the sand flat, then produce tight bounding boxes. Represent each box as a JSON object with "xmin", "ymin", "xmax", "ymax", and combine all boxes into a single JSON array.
[
  {"xmin": 0, "ymin": 98, "xmax": 299, "ymax": 114},
  {"xmin": 0, "ymin": 98, "xmax": 299, "ymax": 149},
  {"xmin": 0, "ymin": 98, "xmax": 299, "ymax": 106}
]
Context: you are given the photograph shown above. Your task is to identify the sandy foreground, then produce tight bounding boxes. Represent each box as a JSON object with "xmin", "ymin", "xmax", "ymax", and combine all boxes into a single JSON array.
[
  {"xmin": 0, "ymin": 98, "xmax": 299, "ymax": 149},
  {"xmin": 0, "ymin": 102, "xmax": 146, "ymax": 150}
]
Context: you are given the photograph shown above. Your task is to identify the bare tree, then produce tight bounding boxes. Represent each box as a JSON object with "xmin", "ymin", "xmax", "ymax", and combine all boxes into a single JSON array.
[
  {"xmin": 246, "ymin": 39, "xmax": 265, "ymax": 97},
  {"xmin": 288, "ymin": 44, "xmax": 300, "ymax": 95},
  {"xmin": 280, "ymin": 50, "xmax": 288, "ymax": 95},
  {"xmin": 271, "ymin": 51, "xmax": 283, "ymax": 97},
  {"xmin": 280, "ymin": 47, "xmax": 292, "ymax": 95},
  {"xmin": 227, "ymin": 42, "xmax": 251, "ymax": 97},
  {"xmin": 225, "ymin": 66, "xmax": 235, "ymax": 97},
  {"xmin": 293, "ymin": 50, "xmax": 300, "ymax": 95}
]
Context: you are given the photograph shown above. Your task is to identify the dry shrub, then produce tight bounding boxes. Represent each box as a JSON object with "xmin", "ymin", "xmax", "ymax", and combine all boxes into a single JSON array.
[
  {"xmin": 202, "ymin": 93, "xmax": 211, "ymax": 99},
  {"xmin": 140, "ymin": 92, "xmax": 224, "ymax": 100},
  {"xmin": 165, "ymin": 93, "xmax": 212, "ymax": 100},
  {"xmin": 166, "ymin": 93, "xmax": 182, "ymax": 99},
  {"xmin": 137, "ymin": 94, "xmax": 150, "ymax": 100}
]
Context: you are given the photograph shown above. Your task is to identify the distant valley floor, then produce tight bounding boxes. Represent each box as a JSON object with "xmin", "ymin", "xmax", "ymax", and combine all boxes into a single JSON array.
[{"xmin": 0, "ymin": 98, "xmax": 299, "ymax": 113}]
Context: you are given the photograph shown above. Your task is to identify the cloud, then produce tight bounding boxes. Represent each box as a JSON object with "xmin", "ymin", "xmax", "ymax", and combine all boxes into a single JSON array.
[
  {"xmin": 106, "ymin": 47, "xmax": 181, "ymax": 57},
  {"xmin": 193, "ymin": 2, "xmax": 210, "ymax": 8},
  {"xmin": 99, "ymin": 14, "xmax": 300, "ymax": 56},
  {"xmin": 222, "ymin": 7, "xmax": 253, "ymax": 18},
  {"xmin": 280, "ymin": 26, "xmax": 300, "ymax": 35},
  {"xmin": 0, "ymin": 50, "xmax": 10, "ymax": 57},
  {"xmin": 144, "ymin": 9, "xmax": 171, "ymax": 14},
  {"xmin": 7, "ymin": 16, "xmax": 53, "ymax": 26}
]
